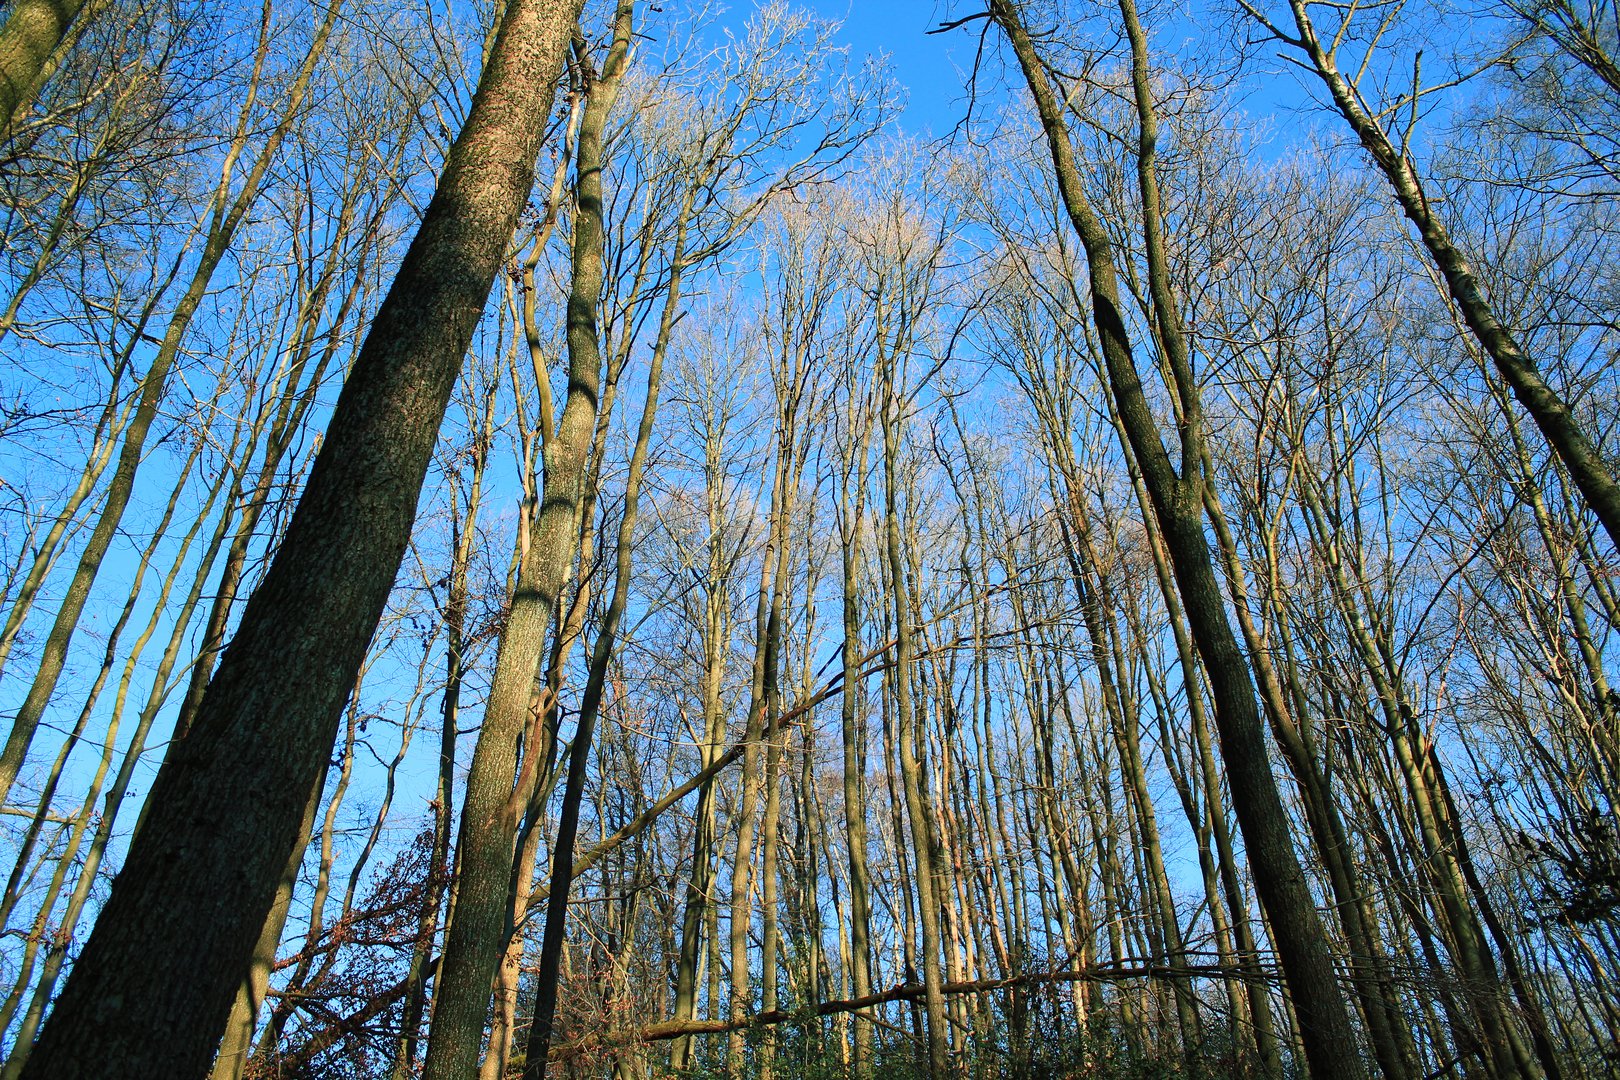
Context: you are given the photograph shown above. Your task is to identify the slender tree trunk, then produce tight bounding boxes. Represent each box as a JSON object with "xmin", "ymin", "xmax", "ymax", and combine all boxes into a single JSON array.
[
  {"xmin": 835, "ymin": 376, "xmax": 877, "ymax": 1076},
  {"xmin": 1202, "ymin": 482, "xmax": 1419, "ymax": 1080},
  {"xmin": 421, "ymin": 9, "xmax": 629, "ymax": 1077},
  {"xmin": 985, "ymin": 5, "xmax": 1365, "ymax": 1075},
  {"xmin": 0, "ymin": 230, "xmax": 194, "ymax": 687},
  {"xmin": 0, "ymin": 0, "xmax": 342, "ymax": 807},
  {"xmin": 727, "ymin": 429, "xmax": 794, "ymax": 1075},
  {"xmin": 1057, "ymin": 483, "xmax": 1201, "ymax": 1057},
  {"xmin": 520, "ymin": 194, "xmax": 684, "ymax": 1080},
  {"xmin": 837, "ymin": 541, "xmax": 877, "ymax": 1066},
  {"xmin": 393, "ymin": 376, "xmax": 496, "ymax": 1078},
  {"xmin": 169, "ymin": 155, "xmax": 396, "ymax": 746},
  {"xmin": 881, "ymin": 392, "xmax": 949, "ymax": 1077},
  {"xmin": 1263, "ymin": 0, "xmax": 1620, "ymax": 553},
  {"xmin": 1292, "ymin": 466, "xmax": 1548, "ymax": 1079},
  {"xmin": 670, "ymin": 554, "xmax": 730, "ymax": 1070},
  {"xmin": 758, "ymin": 695, "xmax": 786, "ymax": 1080}
]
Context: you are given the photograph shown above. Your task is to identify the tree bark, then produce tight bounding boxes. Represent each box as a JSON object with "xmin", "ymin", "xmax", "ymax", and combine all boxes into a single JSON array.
[
  {"xmin": 0, "ymin": 0, "xmax": 96, "ymax": 137},
  {"xmin": 521, "ymin": 185, "xmax": 684, "ymax": 1080},
  {"xmin": 420, "ymin": 7, "xmax": 629, "ymax": 1077},
  {"xmin": 16, "ymin": 2, "xmax": 583, "ymax": 1075}
]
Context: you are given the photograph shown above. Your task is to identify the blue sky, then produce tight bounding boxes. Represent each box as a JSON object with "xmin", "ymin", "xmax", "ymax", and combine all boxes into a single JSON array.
[
  {"xmin": 826, "ymin": 1, "xmax": 979, "ymax": 137},
  {"xmin": 703, "ymin": 0, "xmax": 990, "ymax": 138},
  {"xmin": 716, "ymin": 0, "xmax": 1344, "ymax": 159}
]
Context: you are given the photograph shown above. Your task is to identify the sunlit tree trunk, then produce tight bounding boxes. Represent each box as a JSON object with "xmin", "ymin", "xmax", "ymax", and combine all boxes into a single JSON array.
[
  {"xmin": 520, "ymin": 191, "xmax": 687, "ymax": 1080},
  {"xmin": 833, "ymin": 349, "xmax": 877, "ymax": 1076},
  {"xmin": 421, "ymin": 8, "xmax": 627, "ymax": 1077},
  {"xmin": 0, "ymin": 0, "xmax": 102, "ymax": 137},
  {"xmin": 880, "ymin": 377, "xmax": 949, "ymax": 1076},
  {"xmin": 1248, "ymin": 0, "xmax": 1620, "ymax": 554}
]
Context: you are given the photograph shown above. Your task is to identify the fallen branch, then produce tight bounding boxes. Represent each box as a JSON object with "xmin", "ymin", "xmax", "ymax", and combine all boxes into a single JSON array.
[{"xmin": 549, "ymin": 960, "xmax": 1276, "ymax": 1060}]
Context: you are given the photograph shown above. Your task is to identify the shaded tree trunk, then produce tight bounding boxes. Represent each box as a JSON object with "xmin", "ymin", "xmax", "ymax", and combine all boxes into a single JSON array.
[
  {"xmin": 16, "ymin": 2, "xmax": 584, "ymax": 1075},
  {"xmin": 984, "ymin": 4, "xmax": 1366, "ymax": 1076}
]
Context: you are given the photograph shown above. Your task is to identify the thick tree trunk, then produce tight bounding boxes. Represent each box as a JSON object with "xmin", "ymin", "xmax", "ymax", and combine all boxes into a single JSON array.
[
  {"xmin": 16, "ymin": 3, "xmax": 582, "ymax": 1075},
  {"xmin": 0, "ymin": 0, "xmax": 95, "ymax": 136}
]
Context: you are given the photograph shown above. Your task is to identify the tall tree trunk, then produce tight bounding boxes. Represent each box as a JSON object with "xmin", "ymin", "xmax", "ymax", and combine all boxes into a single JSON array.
[
  {"xmin": 1201, "ymin": 482, "xmax": 1419, "ymax": 1080},
  {"xmin": 669, "ymin": 489, "xmax": 732, "ymax": 1071},
  {"xmin": 421, "ymin": 8, "xmax": 630, "ymax": 1077},
  {"xmin": 836, "ymin": 412, "xmax": 877, "ymax": 1076},
  {"xmin": 393, "ymin": 378, "xmax": 496, "ymax": 1078},
  {"xmin": 1058, "ymin": 481, "xmax": 1202, "ymax": 1057},
  {"xmin": 985, "ymin": 4, "xmax": 1365, "ymax": 1076},
  {"xmin": 17, "ymin": 2, "xmax": 583, "ymax": 1074},
  {"xmin": 521, "ymin": 197, "xmax": 684, "ymax": 1080},
  {"xmin": 881, "ymin": 391, "xmax": 949, "ymax": 1077},
  {"xmin": 1259, "ymin": 0, "xmax": 1620, "ymax": 553},
  {"xmin": 1291, "ymin": 465, "xmax": 1549, "ymax": 1079}
]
